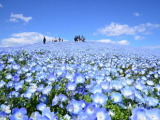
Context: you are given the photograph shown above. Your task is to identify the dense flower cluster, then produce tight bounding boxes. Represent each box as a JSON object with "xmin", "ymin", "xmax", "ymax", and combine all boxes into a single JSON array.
[{"xmin": 0, "ymin": 42, "xmax": 160, "ymax": 120}]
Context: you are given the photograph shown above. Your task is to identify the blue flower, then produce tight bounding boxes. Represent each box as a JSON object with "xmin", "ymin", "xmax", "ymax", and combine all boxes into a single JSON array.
[
  {"xmin": 146, "ymin": 108, "xmax": 160, "ymax": 120},
  {"xmin": 42, "ymin": 86, "xmax": 52, "ymax": 95},
  {"xmin": 9, "ymin": 107, "xmax": 28, "ymax": 120},
  {"xmin": 52, "ymin": 95, "xmax": 59, "ymax": 106},
  {"xmin": 74, "ymin": 73, "xmax": 85, "ymax": 84},
  {"xmin": 111, "ymin": 80, "xmax": 123, "ymax": 91},
  {"xmin": 121, "ymin": 86, "xmax": 135, "ymax": 100},
  {"xmin": 0, "ymin": 81, "xmax": 6, "ymax": 88},
  {"xmin": 0, "ymin": 104, "xmax": 11, "ymax": 114},
  {"xmin": 12, "ymin": 75, "xmax": 20, "ymax": 82},
  {"xmin": 0, "ymin": 111, "xmax": 6, "ymax": 119},
  {"xmin": 95, "ymin": 108, "xmax": 111, "ymax": 120},
  {"xmin": 66, "ymin": 82, "xmax": 77, "ymax": 91},
  {"xmin": 23, "ymin": 91, "xmax": 32, "ymax": 99},
  {"xmin": 0, "ymin": 64, "xmax": 5, "ymax": 71},
  {"xmin": 84, "ymin": 103, "xmax": 96, "ymax": 117},
  {"xmin": 77, "ymin": 111, "xmax": 89, "ymax": 120},
  {"xmin": 90, "ymin": 85, "xmax": 102, "ymax": 94},
  {"xmin": 8, "ymin": 91, "xmax": 20, "ymax": 98},
  {"xmin": 39, "ymin": 95, "xmax": 48, "ymax": 104},
  {"xmin": 6, "ymin": 73, "xmax": 12, "ymax": 80},
  {"xmin": 41, "ymin": 107, "xmax": 58, "ymax": 120},
  {"xmin": 110, "ymin": 92, "xmax": 122, "ymax": 103},
  {"xmin": 67, "ymin": 99, "xmax": 82, "ymax": 115},
  {"xmin": 30, "ymin": 111, "xmax": 41, "ymax": 120},
  {"xmin": 130, "ymin": 107, "xmax": 148, "ymax": 120},
  {"xmin": 47, "ymin": 73, "xmax": 56, "ymax": 82},
  {"xmin": 36, "ymin": 84, "xmax": 44, "ymax": 92},
  {"xmin": 91, "ymin": 93, "xmax": 108, "ymax": 106},
  {"xmin": 100, "ymin": 81, "xmax": 110, "ymax": 92},
  {"xmin": 36, "ymin": 103, "xmax": 46, "ymax": 112},
  {"xmin": 145, "ymin": 96, "xmax": 159, "ymax": 107}
]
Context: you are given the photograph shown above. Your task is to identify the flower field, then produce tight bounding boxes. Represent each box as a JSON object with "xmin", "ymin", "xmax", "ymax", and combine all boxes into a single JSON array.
[{"xmin": 0, "ymin": 42, "xmax": 160, "ymax": 120}]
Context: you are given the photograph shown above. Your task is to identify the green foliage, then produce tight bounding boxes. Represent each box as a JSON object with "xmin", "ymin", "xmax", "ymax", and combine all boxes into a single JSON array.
[{"xmin": 105, "ymin": 100, "xmax": 131, "ymax": 120}]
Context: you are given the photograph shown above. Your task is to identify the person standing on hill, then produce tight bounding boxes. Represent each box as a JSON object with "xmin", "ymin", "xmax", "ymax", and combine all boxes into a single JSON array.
[{"xmin": 43, "ymin": 36, "xmax": 46, "ymax": 44}]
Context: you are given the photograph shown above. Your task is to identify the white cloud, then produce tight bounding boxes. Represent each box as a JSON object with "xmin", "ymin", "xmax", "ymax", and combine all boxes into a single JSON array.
[
  {"xmin": 1, "ymin": 32, "xmax": 53, "ymax": 47},
  {"xmin": 133, "ymin": 12, "xmax": 140, "ymax": 17},
  {"xmin": 97, "ymin": 22, "xmax": 135, "ymax": 36},
  {"xmin": 96, "ymin": 22, "xmax": 160, "ymax": 37},
  {"xmin": 97, "ymin": 39, "xmax": 129, "ymax": 45},
  {"xmin": 0, "ymin": 3, "xmax": 3, "ymax": 8},
  {"xmin": 9, "ymin": 13, "xmax": 32, "ymax": 23},
  {"xmin": 134, "ymin": 35, "xmax": 145, "ymax": 40},
  {"xmin": 117, "ymin": 40, "xmax": 129, "ymax": 45}
]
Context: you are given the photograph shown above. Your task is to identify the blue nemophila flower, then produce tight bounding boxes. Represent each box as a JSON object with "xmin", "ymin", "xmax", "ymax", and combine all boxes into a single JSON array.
[
  {"xmin": 41, "ymin": 107, "xmax": 58, "ymax": 120},
  {"xmin": 12, "ymin": 75, "xmax": 20, "ymax": 82},
  {"xmin": 23, "ymin": 91, "xmax": 32, "ymax": 99},
  {"xmin": 110, "ymin": 92, "xmax": 122, "ymax": 103},
  {"xmin": 67, "ymin": 99, "xmax": 82, "ymax": 115},
  {"xmin": 111, "ymin": 80, "xmax": 123, "ymax": 91},
  {"xmin": 6, "ymin": 81, "xmax": 14, "ymax": 88},
  {"xmin": 66, "ymin": 82, "xmax": 77, "ymax": 91},
  {"xmin": 154, "ymin": 73, "xmax": 159, "ymax": 79},
  {"xmin": 135, "ymin": 83, "xmax": 145, "ymax": 91},
  {"xmin": 121, "ymin": 86, "xmax": 135, "ymax": 100},
  {"xmin": 95, "ymin": 75, "xmax": 104, "ymax": 85},
  {"xmin": 63, "ymin": 114, "xmax": 71, "ymax": 120},
  {"xmin": 52, "ymin": 95, "xmax": 59, "ymax": 106},
  {"xmin": 0, "ymin": 64, "xmax": 5, "ymax": 71},
  {"xmin": 91, "ymin": 93, "xmax": 108, "ymax": 106},
  {"xmin": 7, "ymin": 57, "xmax": 14, "ymax": 63},
  {"xmin": 6, "ymin": 73, "xmax": 12, "ymax": 80},
  {"xmin": 95, "ymin": 108, "xmax": 111, "ymax": 120},
  {"xmin": 125, "ymin": 79, "xmax": 134, "ymax": 86},
  {"xmin": 39, "ymin": 95, "xmax": 48, "ymax": 104},
  {"xmin": 28, "ymin": 84, "xmax": 37, "ymax": 93},
  {"xmin": 0, "ymin": 111, "xmax": 6, "ymax": 120},
  {"xmin": 8, "ymin": 91, "xmax": 20, "ymax": 98},
  {"xmin": 58, "ymin": 94, "xmax": 68, "ymax": 102},
  {"xmin": 74, "ymin": 73, "xmax": 85, "ymax": 84},
  {"xmin": 90, "ymin": 85, "xmax": 102, "ymax": 94},
  {"xmin": 146, "ymin": 108, "xmax": 160, "ymax": 120},
  {"xmin": 55, "ymin": 68, "xmax": 64, "ymax": 76},
  {"xmin": 65, "ymin": 72, "xmax": 74, "ymax": 82},
  {"xmin": 130, "ymin": 107, "xmax": 148, "ymax": 120},
  {"xmin": 0, "ymin": 104, "xmax": 11, "ymax": 114},
  {"xmin": 84, "ymin": 103, "xmax": 96, "ymax": 117},
  {"xmin": 77, "ymin": 111, "xmax": 89, "ymax": 120},
  {"xmin": 36, "ymin": 84, "xmax": 44, "ymax": 92},
  {"xmin": 9, "ymin": 107, "xmax": 28, "ymax": 120},
  {"xmin": 25, "ymin": 77, "xmax": 33, "ymax": 83},
  {"xmin": 36, "ymin": 103, "xmax": 46, "ymax": 112},
  {"xmin": 47, "ymin": 73, "xmax": 56, "ymax": 82},
  {"xmin": 134, "ymin": 90, "xmax": 145, "ymax": 103},
  {"xmin": 100, "ymin": 81, "xmax": 110, "ymax": 92},
  {"xmin": 145, "ymin": 96, "xmax": 159, "ymax": 107},
  {"xmin": 42, "ymin": 86, "xmax": 52, "ymax": 95},
  {"xmin": 146, "ymin": 80, "xmax": 154, "ymax": 86},
  {"xmin": 0, "ymin": 81, "xmax": 6, "ymax": 88},
  {"xmin": 30, "ymin": 111, "xmax": 41, "ymax": 120}
]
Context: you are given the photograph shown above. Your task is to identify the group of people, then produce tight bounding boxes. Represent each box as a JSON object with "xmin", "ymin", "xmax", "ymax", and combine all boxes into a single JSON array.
[
  {"xmin": 52, "ymin": 37, "xmax": 63, "ymax": 42},
  {"xmin": 43, "ymin": 36, "xmax": 63, "ymax": 44},
  {"xmin": 74, "ymin": 35, "xmax": 85, "ymax": 42},
  {"xmin": 43, "ymin": 35, "xmax": 86, "ymax": 44}
]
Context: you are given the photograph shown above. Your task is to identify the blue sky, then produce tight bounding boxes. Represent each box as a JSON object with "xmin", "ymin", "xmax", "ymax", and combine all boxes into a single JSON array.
[{"xmin": 0, "ymin": 0, "xmax": 160, "ymax": 49}]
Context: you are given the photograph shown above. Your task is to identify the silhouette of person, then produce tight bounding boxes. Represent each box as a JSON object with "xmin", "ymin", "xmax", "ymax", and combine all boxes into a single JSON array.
[{"xmin": 43, "ymin": 36, "xmax": 46, "ymax": 44}]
